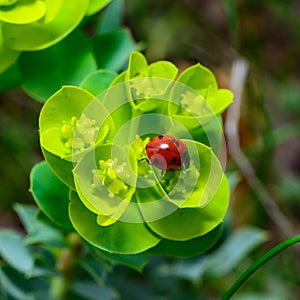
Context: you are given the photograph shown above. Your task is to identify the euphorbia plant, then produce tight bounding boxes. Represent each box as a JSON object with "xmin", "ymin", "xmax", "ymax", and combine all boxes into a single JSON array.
[{"xmin": 31, "ymin": 51, "xmax": 233, "ymax": 261}]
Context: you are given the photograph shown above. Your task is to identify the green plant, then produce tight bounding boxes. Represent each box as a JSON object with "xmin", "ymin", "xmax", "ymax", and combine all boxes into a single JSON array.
[
  {"xmin": 3, "ymin": 1, "xmax": 298, "ymax": 299},
  {"xmin": 34, "ymin": 50, "xmax": 233, "ymax": 258}
]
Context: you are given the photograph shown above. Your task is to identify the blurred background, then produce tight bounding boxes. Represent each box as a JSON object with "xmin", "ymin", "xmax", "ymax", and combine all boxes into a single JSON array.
[{"xmin": 1, "ymin": 0, "xmax": 300, "ymax": 299}]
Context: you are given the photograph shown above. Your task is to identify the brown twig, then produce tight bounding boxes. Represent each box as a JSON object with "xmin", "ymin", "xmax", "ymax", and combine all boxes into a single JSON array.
[{"xmin": 225, "ymin": 58, "xmax": 297, "ymax": 239}]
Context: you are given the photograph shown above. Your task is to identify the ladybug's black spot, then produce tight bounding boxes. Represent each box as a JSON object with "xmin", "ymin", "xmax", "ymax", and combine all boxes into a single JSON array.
[
  {"xmin": 153, "ymin": 158, "xmax": 159, "ymax": 165},
  {"xmin": 171, "ymin": 157, "xmax": 177, "ymax": 163},
  {"xmin": 172, "ymin": 139, "xmax": 180, "ymax": 147},
  {"xmin": 158, "ymin": 135, "xmax": 164, "ymax": 139},
  {"xmin": 145, "ymin": 145, "xmax": 148, "ymax": 149}
]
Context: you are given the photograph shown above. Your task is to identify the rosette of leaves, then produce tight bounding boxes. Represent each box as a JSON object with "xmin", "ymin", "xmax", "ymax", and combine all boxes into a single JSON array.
[
  {"xmin": 0, "ymin": 0, "xmax": 112, "ymax": 74},
  {"xmin": 34, "ymin": 51, "xmax": 233, "ymax": 261}
]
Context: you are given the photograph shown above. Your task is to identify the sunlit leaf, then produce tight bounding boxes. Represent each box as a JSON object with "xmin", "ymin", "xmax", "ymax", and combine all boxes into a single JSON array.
[
  {"xmin": 2, "ymin": 0, "xmax": 89, "ymax": 50},
  {"xmin": 0, "ymin": 0, "xmax": 46, "ymax": 24},
  {"xmin": 69, "ymin": 191, "xmax": 161, "ymax": 254}
]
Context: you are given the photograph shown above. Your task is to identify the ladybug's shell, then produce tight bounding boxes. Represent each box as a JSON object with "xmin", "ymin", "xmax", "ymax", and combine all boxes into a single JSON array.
[{"xmin": 146, "ymin": 135, "xmax": 190, "ymax": 171}]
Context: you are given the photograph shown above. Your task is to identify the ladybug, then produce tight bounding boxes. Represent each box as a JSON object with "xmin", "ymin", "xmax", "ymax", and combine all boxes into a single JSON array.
[{"xmin": 145, "ymin": 135, "xmax": 190, "ymax": 171}]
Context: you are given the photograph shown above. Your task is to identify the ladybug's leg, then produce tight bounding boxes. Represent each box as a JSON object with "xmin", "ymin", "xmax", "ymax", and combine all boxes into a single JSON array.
[{"xmin": 139, "ymin": 157, "xmax": 150, "ymax": 163}]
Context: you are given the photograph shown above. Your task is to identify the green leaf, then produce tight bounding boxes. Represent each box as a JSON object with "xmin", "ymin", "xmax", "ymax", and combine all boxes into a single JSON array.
[
  {"xmin": 97, "ymin": 0, "xmax": 124, "ymax": 33},
  {"xmin": 80, "ymin": 69, "xmax": 117, "ymax": 96},
  {"xmin": 206, "ymin": 87, "xmax": 234, "ymax": 115},
  {"xmin": 0, "ymin": 32, "xmax": 20, "ymax": 73},
  {"xmin": 205, "ymin": 226, "xmax": 269, "ymax": 276},
  {"xmin": 0, "ymin": 266, "xmax": 34, "ymax": 300},
  {"xmin": 69, "ymin": 191, "xmax": 161, "ymax": 254},
  {"xmin": 177, "ymin": 63, "xmax": 218, "ymax": 91},
  {"xmin": 42, "ymin": 0, "xmax": 64, "ymax": 23},
  {"xmin": 0, "ymin": 0, "xmax": 18, "ymax": 5},
  {"xmin": 127, "ymin": 51, "xmax": 148, "ymax": 79},
  {"xmin": 170, "ymin": 64, "xmax": 233, "ymax": 125},
  {"xmin": 125, "ymin": 52, "xmax": 178, "ymax": 112},
  {"xmin": 127, "ymin": 51, "xmax": 178, "ymax": 82},
  {"xmin": 101, "ymin": 71, "xmax": 133, "ymax": 133},
  {"xmin": 188, "ymin": 116, "xmax": 224, "ymax": 155},
  {"xmin": 14, "ymin": 204, "xmax": 65, "ymax": 247},
  {"xmin": 30, "ymin": 160, "xmax": 73, "ymax": 230},
  {"xmin": 0, "ymin": 229, "xmax": 34, "ymax": 273},
  {"xmin": 2, "ymin": 0, "xmax": 89, "ymax": 51},
  {"xmin": 0, "ymin": 62, "xmax": 21, "ymax": 92},
  {"xmin": 41, "ymin": 147, "xmax": 75, "ymax": 190},
  {"xmin": 86, "ymin": 0, "xmax": 112, "ymax": 16},
  {"xmin": 150, "ymin": 223, "xmax": 223, "ymax": 258},
  {"xmin": 179, "ymin": 140, "xmax": 224, "ymax": 208},
  {"xmin": 138, "ymin": 175, "xmax": 229, "ymax": 241},
  {"xmin": 0, "ymin": 0, "xmax": 46, "ymax": 24},
  {"xmin": 19, "ymin": 31, "xmax": 97, "ymax": 102},
  {"xmin": 71, "ymin": 282, "xmax": 119, "ymax": 300},
  {"xmin": 93, "ymin": 28, "xmax": 136, "ymax": 71},
  {"xmin": 94, "ymin": 247, "xmax": 149, "ymax": 271}
]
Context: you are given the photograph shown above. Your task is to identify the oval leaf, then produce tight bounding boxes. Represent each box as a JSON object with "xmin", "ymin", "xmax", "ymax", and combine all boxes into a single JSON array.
[
  {"xmin": 19, "ymin": 31, "xmax": 97, "ymax": 101},
  {"xmin": 0, "ymin": 0, "xmax": 46, "ymax": 24},
  {"xmin": 2, "ymin": 0, "xmax": 89, "ymax": 50},
  {"xmin": 138, "ymin": 175, "xmax": 230, "ymax": 241},
  {"xmin": 0, "ymin": 229, "xmax": 33, "ymax": 273},
  {"xmin": 30, "ymin": 160, "xmax": 73, "ymax": 229},
  {"xmin": 69, "ymin": 191, "xmax": 161, "ymax": 254}
]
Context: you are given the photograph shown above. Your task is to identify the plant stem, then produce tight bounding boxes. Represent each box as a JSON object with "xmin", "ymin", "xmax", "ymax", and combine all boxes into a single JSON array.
[{"xmin": 222, "ymin": 235, "xmax": 300, "ymax": 300}]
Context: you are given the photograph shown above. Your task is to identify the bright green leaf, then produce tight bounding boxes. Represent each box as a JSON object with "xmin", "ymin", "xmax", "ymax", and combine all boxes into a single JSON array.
[
  {"xmin": 39, "ymin": 85, "xmax": 114, "ymax": 161},
  {"xmin": 177, "ymin": 63, "xmax": 218, "ymax": 91},
  {"xmin": 69, "ymin": 191, "xmax": 161, "ymax": 254},
  {"xmin": 0, "ymin": 0, "xmax": 18, "ymax": 6},
  {"xmin": 206, "ymin": 88, "xmax": 233, "ymax": 115},
  {"xmin": 42, "ymin": 0, "xmax": 64, "ymax": 23},
  {"xmin": 0, "ymin": 32, "xmax": 20, "ymax": 73},
  {"xmin": 0, "ymin": 0, "xmax": 46, "ymax": 24},
  {"xmin": 127, "ymin": 51, "xmax": 148, "ymax": 79},
  {"xmin": 138, "ymin": 175, "xmax": 229, "ymax": 241},
  {"xmin": 2, "ymin": 0, "xmax": 89, "ymax": 51}
]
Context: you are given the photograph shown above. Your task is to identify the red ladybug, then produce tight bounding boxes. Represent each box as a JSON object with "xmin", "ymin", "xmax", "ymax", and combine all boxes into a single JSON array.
[{"xmin": 145, "ymin": 135, "xmax": 190, "ymax": 171}]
